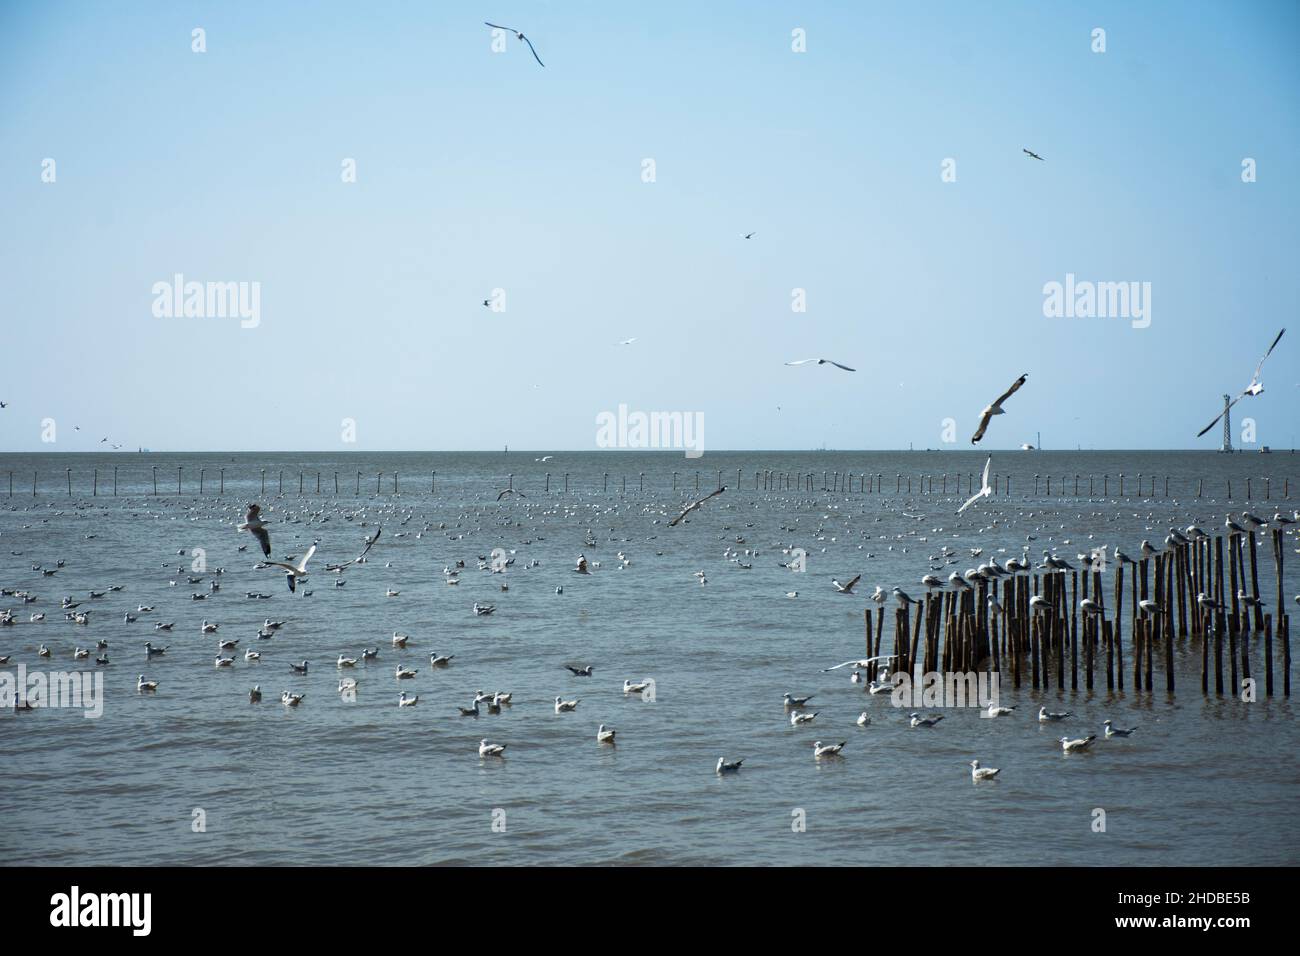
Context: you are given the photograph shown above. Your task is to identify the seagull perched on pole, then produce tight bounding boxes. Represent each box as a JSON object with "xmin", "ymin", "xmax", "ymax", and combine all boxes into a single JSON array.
[
  {"xmin": 668, "ymin": 486, "xmax": 725, "ymax": 527},
  {"xmin": 892, "ymin": 587, "xmax": 922, "ymax": 606},
  {"xmin": 970, "ymin": 374, "xmax": 1027, "ymax": 444},
  {"xmin": 484, "ymin": 22, "xmax": 544, "ymax": 66},
  {"xmin": 784, "ymin": 358, "xmax": 856, "ymax": 372},
  {"xmin": 1196, "ymin": 328, "xmax": 1286, "ymax": 438},
  {"xmin": 957, "ymin": 456, "xmax": 994, "ymax": 514}
]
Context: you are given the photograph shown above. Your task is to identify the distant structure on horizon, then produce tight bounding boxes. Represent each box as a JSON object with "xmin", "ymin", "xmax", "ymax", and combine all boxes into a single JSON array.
[{"xmin": 1220, "ymin": 394, "xmax": 1233, "ymax": 453}]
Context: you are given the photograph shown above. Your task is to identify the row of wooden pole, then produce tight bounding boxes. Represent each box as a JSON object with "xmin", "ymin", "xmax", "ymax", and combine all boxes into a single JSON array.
[
  {"xmin": 5, "ymin": 469, "xmax": 1295, "ymax": 500},
  {"xmin": 862, "ymin": 528, "xmax": 1290, "ymax": 698}
]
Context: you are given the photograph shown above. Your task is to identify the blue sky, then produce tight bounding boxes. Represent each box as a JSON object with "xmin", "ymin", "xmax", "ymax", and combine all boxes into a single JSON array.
[{"xmin": 2, "ymin": 0, "xmax": 1298, "ymax": 452}]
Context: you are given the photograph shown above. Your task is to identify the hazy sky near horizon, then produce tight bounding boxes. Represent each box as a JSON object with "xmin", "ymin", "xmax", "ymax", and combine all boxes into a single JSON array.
[{"xmin": 2, "ymin": 1, "xmax": 1298, "ymax": 453}]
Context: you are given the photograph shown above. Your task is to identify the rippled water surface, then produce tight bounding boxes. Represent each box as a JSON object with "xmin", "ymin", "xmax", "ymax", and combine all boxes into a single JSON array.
[{"xmin": 2, "ymin": 450, "xmax": 1298, "ymax": 865}]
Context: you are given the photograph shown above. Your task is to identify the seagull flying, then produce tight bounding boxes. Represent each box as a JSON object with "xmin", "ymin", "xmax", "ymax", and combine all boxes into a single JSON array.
[
  {"xmin": 484, "ymin": 21, "xmax": 544, "ymax": 66},
  {"xmin": 669, "ymin": 486, "xmax": 725, "ymax": 527},
  {"xmin": 957, "ymin": 456, "xmax": 993, "ymax": 515},
  {"xmin": 784, "ymin": 358, "xmax": 855, "ymax": 372},
  {"xmin": 1023, "ymin": 148, "xmax": 1044, "ymax": 161},
  {"xmin": 238, "ymin": 504, "xmax": 271, "ymax": 557},
  {"xmin": 822, "ymin": 654, "xmax": 896, "ymax": 672},
  {"xmin": 1196, "ymin": 328, "xmax": 1286, "ymax": 438},
  {"xmin": 971, "ymin": 373, "xmax": 1027, "ymax": 444},
  {"xmin": 325, "ymin": 526, "xmax": 382, "ymax": 572},
  {"xmin": 264, "ymin": 544, "xmax": 316, "ymax": 593}
]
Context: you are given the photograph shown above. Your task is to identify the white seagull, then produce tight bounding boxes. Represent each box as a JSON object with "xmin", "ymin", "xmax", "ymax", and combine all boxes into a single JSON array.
[
  {"xmin": 264, "ymin": 544, "xmax": 316, "ymax": 593},
  {"xmin": 970, "ymin": 373, "xmax": 1027, "ymax": 444},
  {"xmin": 238, "ymin": 503, "xmax": 271, "ymax": 557},
  {"xmin": 822, "ymin": 654, "xmax": 895, "ymax": 673},
  {"xmin": 957, "ymin": 456, "xmax": 994, "ymax": 514},
  {"xmin": 1196, "ymin": 327, "xmax": 1286, "ymax": 437},
  {"xmin": 784, "ymin": 358, "xmax": 856, "ymax": 372},
  {"xmin": 910, "ymin": 713, "xmax": 944, "ymax": 727},
  {"xmin": 970, "ymin": 759, "xmax": 1000, "ymax": 780},
  {"xmin": 1103, "ymin": 720, "xmax": 1137, "ymax": 737},
  {"xmin": 1060, "ymin": 735, "xmax": 1096, "ymax": 753}
]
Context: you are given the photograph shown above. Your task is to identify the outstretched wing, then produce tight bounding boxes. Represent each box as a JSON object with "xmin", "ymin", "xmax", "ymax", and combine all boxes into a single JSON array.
[
  {"xmin": 970, "ymin": 406, "xmax": 993, "ymax": 444},
  {"xmin": 484, "ymin": 21, "xmax": 516, "ymax": 31},
  {"xmin": 296, "ymin": 544, "xmax": 317, "ymax": 573},
  {"xmin": 251, "ymin": 526, "xmax": 271, "ymax": 557},
  {"xmin": 669, "ymin": 487, "xmax": 725, "ymax": 526},
  {"xmin": 784, "ymin": 359, "xmax": 817, "ymax": 366},
  {"xmin": 1252, "ymin": 327, "xmax": 1286, "ymax": 382},
  {"xmin": 1196, "ymin": 393, "xmax": 1242, "ymax": 438},
  {"xmin": 824, "ymin": 360, "xmax": 856, "ymax": 372},
  {"xmin": 994, "ymin": 373, "xmax": 1028, "ymax": 408},
  {"xmin": 520, "ymin": 34, "xmax": 544, "ymax": 67},
  {"xmin": 357, "ymin": 525, "xmax": 381, "ymax": 561},
  {"xmin": 981, "ymin": 455, "xmax": 992, "ymax": 490},
  {"xmin": 957, "ymin": 488, "xmax": 983, "ymax": 515},
  {"xmin": 843, "ymin": 574, "xmax": 861, "ymax": 591}
]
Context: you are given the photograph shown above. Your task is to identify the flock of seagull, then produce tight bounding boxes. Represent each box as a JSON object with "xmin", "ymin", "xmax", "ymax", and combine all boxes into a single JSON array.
[{"xmin": 6, "ymin": 473, "xmax": 1293, "ymax": 797}]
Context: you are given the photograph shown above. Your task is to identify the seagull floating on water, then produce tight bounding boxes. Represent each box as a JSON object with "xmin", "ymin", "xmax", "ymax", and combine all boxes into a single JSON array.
[{"xmin": 1103, "ymin": 720, "xmax": 1137, "ymax": 737}]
